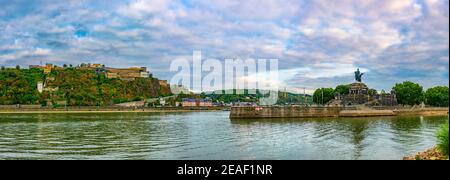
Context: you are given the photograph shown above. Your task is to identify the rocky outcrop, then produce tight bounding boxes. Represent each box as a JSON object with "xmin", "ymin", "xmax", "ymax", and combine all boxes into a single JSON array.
[{"xmin": 403, "ymin": 147, "xmax": 448, "ymax": 160}]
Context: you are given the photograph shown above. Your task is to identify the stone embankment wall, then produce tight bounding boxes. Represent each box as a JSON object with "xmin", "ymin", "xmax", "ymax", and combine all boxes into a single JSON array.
[
  {"xmin": 395, "ymin": 108, "xmax": 449, "ymax": 116},
  {"xmin": 230, "ymin": 106, "xmax": 355, "ymax": 118},
  {"xmin": 230, "ymin": 106, "xmax": 448, "ymax": 119}
]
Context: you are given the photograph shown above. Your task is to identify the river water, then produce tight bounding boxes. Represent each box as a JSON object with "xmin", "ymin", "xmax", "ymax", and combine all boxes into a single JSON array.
[{"xmin": 0, "ymin": 111, "xmax": 447, "ymax": 160}]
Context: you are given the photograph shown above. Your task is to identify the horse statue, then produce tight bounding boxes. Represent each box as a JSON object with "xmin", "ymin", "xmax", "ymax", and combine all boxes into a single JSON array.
[{"xmin": 354, "ymin": 68, "xmax": 364, "ymax": 82}]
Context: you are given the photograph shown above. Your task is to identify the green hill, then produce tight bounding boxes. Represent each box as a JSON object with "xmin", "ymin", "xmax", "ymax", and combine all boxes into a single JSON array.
[{"xmin": 0, "ymin": 67, "xmax": 171, "ymax": 106}]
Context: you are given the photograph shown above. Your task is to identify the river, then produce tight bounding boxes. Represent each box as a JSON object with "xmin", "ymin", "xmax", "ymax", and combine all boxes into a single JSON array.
[{"xmin": 0, "ymin": 111, "xmax": 447, "ymax": 160}]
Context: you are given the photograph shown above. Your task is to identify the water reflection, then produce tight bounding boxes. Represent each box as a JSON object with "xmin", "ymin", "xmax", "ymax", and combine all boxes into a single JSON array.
[{"xmin": 230, "ymin": 115, "xmax": 447, "ymax": 160}]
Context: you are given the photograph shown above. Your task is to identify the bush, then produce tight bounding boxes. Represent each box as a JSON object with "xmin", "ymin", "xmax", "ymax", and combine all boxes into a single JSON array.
[
  {"xmin": 113, "ymin": 98, "xmax": 128, "ymax": 104},
  {"xmin": 132, "ymin": 96, "xmax": 143, "ymax": 101},
  {"xmin": 436, "ymin": 121, "xmax": 449, "ymax": 157}
]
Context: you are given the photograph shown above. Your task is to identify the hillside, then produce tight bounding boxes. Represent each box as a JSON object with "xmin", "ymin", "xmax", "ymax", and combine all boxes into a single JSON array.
[{"xmin": 0, "ymin": 67, "xmax": 171, "ymax": 106}]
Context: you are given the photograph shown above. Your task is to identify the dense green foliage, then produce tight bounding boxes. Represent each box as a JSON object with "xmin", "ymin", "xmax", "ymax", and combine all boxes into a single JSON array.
[
  {"xmin": 313, "ymin": 88, "xmax": 334, "ymax": 104},
  {"xmin": 202, "ymin": 89, "xmax": 262, "ymax": 103},
  {"xmin": 0, "ymin": 67, "xmax": 170, "ymax": 106},
  {"xmin": 368, "ymin": 88, "xmax": 378, "ymax": 96},
  {"xmin": 277, "ymin": 91, "xmax": 312, "ymax": 105},
  {"xmin": 199, "ymin": 89, "xmax": 312, "ymax": 105},
  {"xmin": 0, "ymin": 68, "xmax": 43, "ymax": 104},
  {"xmin": 334, "ymin": 84, "xmax": 349, "ymax": 95},
  {"xmin": 425, "ymin": 86, "xmax": 449, "ymax": 107},
  {"xmin": 393, "ymin": 81, "xmax": 424, "ymax": 105},
  {"xmin": 436, "ymin": 121, "xmax": 449, "ymax": 156}
]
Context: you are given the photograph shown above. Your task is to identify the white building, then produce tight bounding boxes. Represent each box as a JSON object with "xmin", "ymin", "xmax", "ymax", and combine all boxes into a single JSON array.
[
  {"xmin": 37, "ymin": 82, "xmax": 44, "ymax": 93},
  {"xmin": 140, "ymin": 71, "xmax": 150, "ymax": 78},
  {"xmin": 159, "ymin": 98, "xmax": 166, "ymax": 106}
]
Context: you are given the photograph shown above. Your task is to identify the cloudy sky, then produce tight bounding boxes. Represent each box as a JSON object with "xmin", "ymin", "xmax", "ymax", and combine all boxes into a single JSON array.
[{"xmin": 0, "ymin": 0, "xmax": 448, "ymax": 93}]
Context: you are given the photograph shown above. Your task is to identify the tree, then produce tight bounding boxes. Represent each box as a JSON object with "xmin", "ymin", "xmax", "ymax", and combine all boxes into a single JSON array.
[
  {"xmin": 63, "ymin": 64, "xmax": 68, "ymax": 68},
  {"xmin": 334, "ymin": 84, "xmax": 349, "ymax": 95},
  {"xmin": 368, "ymin": 89, "xmax": 378, "ymax": 96},
  {"xmin": 15, "ymin": 65, "xmax": 20, "ymax": 70},
  {"xmin": 200, "ymin": 92, "xmax": 206, "ymax": 99},
  {"xmin": 0, "ymin": 66, "xmax": 5, "ymax": 71},
  {"xmin": 393, "ymin": 81, "xmax": 424, "ymax": 105},
  {"xmin": 425, "ymin": 86, "xmax": 449, "ymax": 107},
  {"xmin": 313, "ymin": 88, "xmax": 334, "ymax": 105},
  {"xmin": 22, "ymin": 94, "xmax": 39, "ymax": 104}
]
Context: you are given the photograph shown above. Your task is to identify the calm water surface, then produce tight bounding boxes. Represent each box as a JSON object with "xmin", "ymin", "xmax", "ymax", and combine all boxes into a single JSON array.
[{"xmin": 0, "ymin": 112, "xmax": 447, "ymax": 160}]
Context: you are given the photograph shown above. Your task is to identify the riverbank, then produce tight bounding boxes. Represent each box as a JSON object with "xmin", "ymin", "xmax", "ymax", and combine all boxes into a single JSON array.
[
  {"xmin": 403, "ymin": 147, "xmax": 448, "ymax": 160},
  {"xmin": 0, "ymin": 107, "xmax": 227, "ymax": 114}
]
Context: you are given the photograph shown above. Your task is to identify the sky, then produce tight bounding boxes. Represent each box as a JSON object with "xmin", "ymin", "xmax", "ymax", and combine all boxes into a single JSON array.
[{"xmin": 0, "ymin": 0, "xmax": 448, "ymax": 93}]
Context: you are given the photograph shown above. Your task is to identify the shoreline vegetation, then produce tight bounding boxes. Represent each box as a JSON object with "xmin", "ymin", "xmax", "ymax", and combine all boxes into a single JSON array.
[
  {"xmin": 404, "ymin": 121, "xmax": 449, "ymax": 160},
  {"xmin": 403, "ymin": 147, "xmax": 448, "ymax": 160}
]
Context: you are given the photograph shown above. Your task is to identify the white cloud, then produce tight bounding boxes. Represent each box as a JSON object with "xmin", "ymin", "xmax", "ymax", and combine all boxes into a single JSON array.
[
  {"xmin": 0, "ymin": 48, "xmax": 51, "ymax": 62},
  {"xmin": 0, "ymin": 0, "xmax": 447, "ymax": 91},
  {"xmin": 118, "ymin": 0, "xmax": 173, "ymax": 18},
  {"xmin": 194, "ymin": 0, "xmax": 301, "ymax": 20},
  {"xmin": 299, "ymin": 63, "xmax": 369, "ymax": 79},
  {"xmin": 34, "ymin": 48, "xmax": 51, "ymax": 55},
  {"xmin": 322, "ymin": 27, "xmax": 350, "ymax": 40}
]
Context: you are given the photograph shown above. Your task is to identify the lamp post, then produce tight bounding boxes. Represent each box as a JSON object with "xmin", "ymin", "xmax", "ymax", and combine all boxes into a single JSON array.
[{"xmin": 321, "ymin": 89, "xmax": 324, "ymax": 106}]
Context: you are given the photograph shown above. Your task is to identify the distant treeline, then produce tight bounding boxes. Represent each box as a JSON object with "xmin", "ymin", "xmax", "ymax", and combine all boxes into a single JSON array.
[
  {"xmin": 198, "ymin": 89, "xmax": 312, "ymax": 105},
  {"xmin": 0, "ymin": 66, "xmax": 171, "ymax": 106}
]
